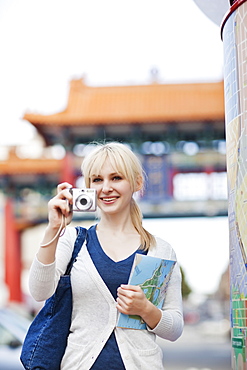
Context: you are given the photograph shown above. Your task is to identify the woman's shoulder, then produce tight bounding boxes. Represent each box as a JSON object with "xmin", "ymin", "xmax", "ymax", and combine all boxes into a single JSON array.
[
  {"xmin": 56, "ymin": 225, "xmax": 88, "ymax": 267},
  {"xmin": 62, "ymin": 225, "xmax": 89, "ymax": 239},
  {"xmin": 58, "ymin": 226, "xmax": 85, "ymax": 249},
  {"xmin": 62, "ymin": 225, "xmax": 78, "ymax": 241},
  {"xmin": 149, "ymin": 236, "xmax": 177, "ymax": 261}
]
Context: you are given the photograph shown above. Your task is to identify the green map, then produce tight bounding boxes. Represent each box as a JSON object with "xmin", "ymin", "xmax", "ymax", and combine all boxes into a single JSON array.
[{"xmin": 117, "ymin": 254, "xmax": 176, "ymax": 330}]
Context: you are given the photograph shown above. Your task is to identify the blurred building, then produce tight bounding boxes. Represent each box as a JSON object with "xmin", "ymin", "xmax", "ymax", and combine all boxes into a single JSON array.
[
  {"xmin": 2, "ymin": 78, "xmax": 227, "ymax": 219},
  {"xmin": 0, "ymin": 78, "xmax": 227, "ymax": 303}
]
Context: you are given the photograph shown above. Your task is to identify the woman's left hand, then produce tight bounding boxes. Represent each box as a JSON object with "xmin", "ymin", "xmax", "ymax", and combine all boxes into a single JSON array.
[
  {"xmin": 116, "ymin": 284, "xmax": 162, "ymax": 329},
  {"xmin": 116, "ymin": 284, "xmax": 148, "ymax": 317}
]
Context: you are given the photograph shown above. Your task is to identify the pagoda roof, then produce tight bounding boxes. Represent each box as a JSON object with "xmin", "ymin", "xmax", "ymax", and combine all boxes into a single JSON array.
[
  {"xmin": 0, "ymin": 151, "xmax": 62, "ymax": 175},
  {"xmin": 23, "ymin": 79, "xmax": 225, "ymax": 127}
]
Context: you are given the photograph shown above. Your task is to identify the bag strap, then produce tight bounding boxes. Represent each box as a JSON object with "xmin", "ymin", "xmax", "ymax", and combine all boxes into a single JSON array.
[{"xmin": 64, "ymin": 226, "xmax": 87, "ymax": 276}]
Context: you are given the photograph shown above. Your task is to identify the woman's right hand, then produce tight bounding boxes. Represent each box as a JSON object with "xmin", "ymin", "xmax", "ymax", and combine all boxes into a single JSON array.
[
  {"xmin": 37, "ymin": 183, "xmax": 74, "ymax": 262},
  {"xmin": 47, "ymin": 182, "xmax": 73, "ymax": 229}
]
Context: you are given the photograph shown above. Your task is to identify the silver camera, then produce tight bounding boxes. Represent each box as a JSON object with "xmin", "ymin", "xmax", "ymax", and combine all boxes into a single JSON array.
[{"xmin": 70, "ymin": 188, "xmax": 97, "ymax": 212}]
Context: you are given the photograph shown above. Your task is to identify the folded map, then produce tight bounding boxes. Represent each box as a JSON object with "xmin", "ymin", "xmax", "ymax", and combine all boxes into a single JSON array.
[{"xmin": 117, "ymin": 254, "xmax": 176, "ymax": 330}]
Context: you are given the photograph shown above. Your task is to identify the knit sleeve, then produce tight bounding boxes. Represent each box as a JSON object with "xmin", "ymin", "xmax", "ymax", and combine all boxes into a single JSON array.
[
  {"xmin": 147, "ymin": 263, "xmax": 184, "ymax": 341},
  {"xmin": 147, "ymin": 238, "xmax": 184, "ymax": 341},
  {"xmin": 28, "ymin": 226, "xmax": 77, "ymax": 302}
]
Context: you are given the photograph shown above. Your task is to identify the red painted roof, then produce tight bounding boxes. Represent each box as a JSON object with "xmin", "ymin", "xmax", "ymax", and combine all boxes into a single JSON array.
[{"xmin": 23, "ymin": 79, "xmax": 225, "ymax": 126}]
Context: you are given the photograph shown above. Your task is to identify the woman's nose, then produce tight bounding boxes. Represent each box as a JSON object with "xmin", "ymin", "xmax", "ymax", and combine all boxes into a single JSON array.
[{"xmin": 102, "ymin": 181, "xmax": 113, "ymax": 193}]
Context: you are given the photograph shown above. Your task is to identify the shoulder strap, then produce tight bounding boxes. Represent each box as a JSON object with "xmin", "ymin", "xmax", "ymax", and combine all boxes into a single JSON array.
[{"xmin": 65, "ymin": 227, "xmax": 87, "ymax": 275}]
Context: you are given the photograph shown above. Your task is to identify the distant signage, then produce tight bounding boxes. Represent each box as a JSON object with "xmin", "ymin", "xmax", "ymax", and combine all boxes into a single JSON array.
[
  {"xmin": 232, "ymin": 337, "xmax": 244, "ymax": 349},
  {"xmin": 173, "ymin": 172, "xmax": 227, "ymax": 201},
  {"xmin": 143, "ymin": 155, "xmax": 227, "ymax": 203},
  {"xmin": 143, "ymin": 155, "xmax": 170, "ymax": 202}
]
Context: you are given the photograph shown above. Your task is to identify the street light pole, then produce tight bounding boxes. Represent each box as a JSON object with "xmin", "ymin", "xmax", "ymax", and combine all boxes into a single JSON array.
[
  {"xmin": 221, "ymin": 1, "xmax": 247, "ymax": 369},
  {"xmin": 194, "ymin": 1, "xmax": 247, "ymax": 368}
]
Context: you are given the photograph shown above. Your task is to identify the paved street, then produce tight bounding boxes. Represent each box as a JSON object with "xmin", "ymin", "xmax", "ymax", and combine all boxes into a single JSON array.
[{"xmin": 158, "ymin": 324, "xmax": 231, "ymax": 370}]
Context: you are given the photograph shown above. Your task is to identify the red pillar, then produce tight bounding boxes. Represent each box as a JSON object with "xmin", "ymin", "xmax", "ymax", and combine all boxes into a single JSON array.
[
  {"xmin": 4, "ymin": 198, "xmax": 22, "ymax": 302},
  {"xmin": 60, "ymin": 152, "xmax": 76, "ymax": 185}
]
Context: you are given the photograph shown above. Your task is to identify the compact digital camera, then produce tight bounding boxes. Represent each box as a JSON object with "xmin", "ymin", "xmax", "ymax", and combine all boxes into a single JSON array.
[{"xmin": 69, "ymin": 188, "xmax": 97, "ymax": 212}]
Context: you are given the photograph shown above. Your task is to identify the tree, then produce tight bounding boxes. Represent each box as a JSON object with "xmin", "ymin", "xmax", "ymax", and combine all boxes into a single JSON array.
[{"xmin": 180, "ymin": 266, "xmax": 192, "ymax": 299}]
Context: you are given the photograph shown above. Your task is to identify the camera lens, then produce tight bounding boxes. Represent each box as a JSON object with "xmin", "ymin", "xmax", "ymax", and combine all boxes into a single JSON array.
[
  {"xmin": 79, "ymin": 198, "xmax": 88, "ymax": 206},
  {"xmin": 75, "ymin": 194, "xmax": 92, "ymax": 211}
]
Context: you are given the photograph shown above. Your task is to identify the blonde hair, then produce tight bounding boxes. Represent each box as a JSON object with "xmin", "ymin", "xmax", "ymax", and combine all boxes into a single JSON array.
[{"xmin": 81, "ymin": 142, "xmax": 156, "ymax": 251}]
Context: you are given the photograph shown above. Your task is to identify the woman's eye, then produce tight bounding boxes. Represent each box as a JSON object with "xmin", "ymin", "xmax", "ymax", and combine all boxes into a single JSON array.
[
  {"xmin": 92, "ymin": 178, "xmax": 102, "ymax": 183},
  {"xmin": 113, "ymin": 176, "xmax": 122, "ymax": 181}
]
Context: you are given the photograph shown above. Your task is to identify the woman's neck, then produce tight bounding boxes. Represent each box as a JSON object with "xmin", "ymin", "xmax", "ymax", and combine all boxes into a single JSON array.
[
  {"xmin": 96, "ymin": 215, "xmax": 141, "ymax": 262},
  {"xmin": 97, "ymin": 213, "xmax": 136, "ymax": 234}
]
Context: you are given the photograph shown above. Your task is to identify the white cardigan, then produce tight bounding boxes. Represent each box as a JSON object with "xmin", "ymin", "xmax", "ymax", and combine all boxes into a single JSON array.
[{"xmin": 29, "ymin": 226, "xmax": 184, "ymax": 370}]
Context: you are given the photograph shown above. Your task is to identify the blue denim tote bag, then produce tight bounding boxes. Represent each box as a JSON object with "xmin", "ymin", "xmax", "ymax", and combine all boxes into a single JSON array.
[{"xmin": 20, "ymin": 226, "xmax": 87, "ymax": 370}]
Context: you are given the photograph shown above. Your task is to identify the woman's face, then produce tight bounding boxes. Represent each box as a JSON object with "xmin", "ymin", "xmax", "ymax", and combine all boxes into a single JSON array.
[{"xmin": 89, "ymin": 158, "xmax": 133, "ymax": 215}]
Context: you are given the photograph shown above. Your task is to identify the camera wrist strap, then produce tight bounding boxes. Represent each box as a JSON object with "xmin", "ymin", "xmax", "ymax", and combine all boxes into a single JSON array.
[{"xmin": 40, "ymin": 214, "xmax": 67, "ymax": 248}]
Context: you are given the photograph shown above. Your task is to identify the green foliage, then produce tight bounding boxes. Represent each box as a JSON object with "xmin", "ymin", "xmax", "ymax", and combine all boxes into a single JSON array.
[{"xmin": 180, "ymin": 266, "xmax": 192, "ymax": 298}]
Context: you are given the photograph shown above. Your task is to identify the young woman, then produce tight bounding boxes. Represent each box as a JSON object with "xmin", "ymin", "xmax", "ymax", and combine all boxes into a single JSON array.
[{"xmin": 29, "ymin": 142, "xmax": 183, "ymax": 369}]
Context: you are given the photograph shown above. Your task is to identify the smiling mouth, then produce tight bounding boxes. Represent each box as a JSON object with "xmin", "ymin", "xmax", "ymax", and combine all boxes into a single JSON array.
[{"xmin": 101, "ymin": 197, "xmax": 118, "ymax": 202}]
